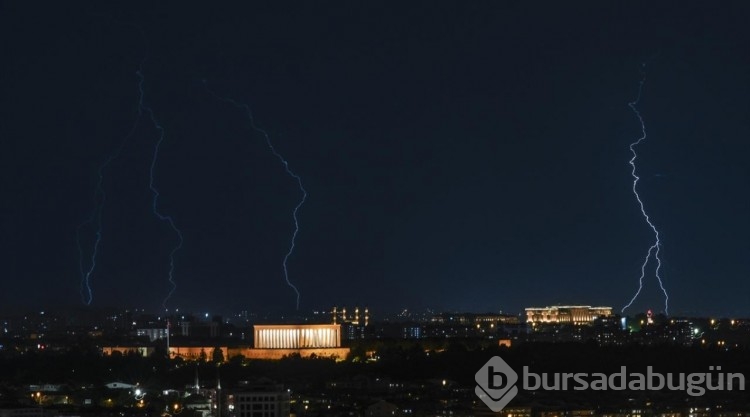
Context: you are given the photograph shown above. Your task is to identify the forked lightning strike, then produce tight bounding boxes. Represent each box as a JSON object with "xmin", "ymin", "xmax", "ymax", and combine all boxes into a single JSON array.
[
  {"xmin": 138, "ymin": 68, "xmax": 184, "ymax": 311},
  {"xmin": 204, "ymin": 82, "xmax": 305, "ymax": 310},
  {"xmin": 621, "ymin": 68, "xmax": 670, "ymax": 315},
  {"xmin": 76, "ymin": 63, "xmax": 145, "ymax": 305}
]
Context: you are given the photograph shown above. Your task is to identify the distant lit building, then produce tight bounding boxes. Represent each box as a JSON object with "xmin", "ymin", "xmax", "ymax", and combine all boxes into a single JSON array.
[
  {"xmin": 136, "ymin": 328, "xmax": 167, "ymax": 341},
  {"xmin": 104, "ymin": 324, "xmax": 350, "ymax": 361},
  {"xmin": 525, "ymin": 306, "xmax": 612, "ymax": 325},
  {"xmin": 227, "ymin": 382, "xmax": 290, "ymax": 417},
  {"xmin": 254, "ymin": 324, "xmax": 341, "ymax": 349},
  {"xmin": 662, "ymin": 318, "xmax": 697, "ymax": 346},
  {"xmin": 430, "ymin": 312, "xmax": 519, "ymax": 325},
  {"xmin": 174, "ymin": 315, "xmax": 221, "ymax": 338},
  {"xmin": 332, "ymin": 306, "xmax": 369, "ymax": 340},
  {"xmin": 403, "ymin": 325, "xmax": 422, "ymax": 339},
  {"xmin": 246, "ymin": 324, "xmax": 349, "ymax": 360}
]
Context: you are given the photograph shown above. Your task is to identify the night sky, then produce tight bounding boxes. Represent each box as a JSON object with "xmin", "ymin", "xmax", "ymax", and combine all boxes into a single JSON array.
[{"xmin": 2, "ymin": 2, "xmax": 749, "ymax": 316}]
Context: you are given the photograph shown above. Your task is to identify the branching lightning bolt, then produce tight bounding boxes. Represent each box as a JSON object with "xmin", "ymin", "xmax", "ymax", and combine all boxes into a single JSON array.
[
  {"xmin": 138, "ymin": 68, "xmax": 184, "ymax": 311},
  {"xmin": 203, "ymin": 82, "xmax": 305, "ymax": 309},
  {"xmin": 76, "ymin": 63, "xmax": 145, "ymax": 305},
  {"xmin": 621, "ymin": 69, "xmax": 670, "ymax": 315}
]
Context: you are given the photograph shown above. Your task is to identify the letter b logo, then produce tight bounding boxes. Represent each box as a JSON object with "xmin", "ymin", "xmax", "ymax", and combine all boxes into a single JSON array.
[
  {"xmin": 488, "ymin": 366, "xmax": 508, "ymax": 389},
  {"xmin": 475, "ymin": 356, "xmax": 518, "ymax": 412}
]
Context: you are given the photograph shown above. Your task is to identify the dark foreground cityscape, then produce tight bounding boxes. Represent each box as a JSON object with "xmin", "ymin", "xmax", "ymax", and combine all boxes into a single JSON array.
[{"xmin": 0, "ymin": 306, "xmax": 748, "ymax": 417}]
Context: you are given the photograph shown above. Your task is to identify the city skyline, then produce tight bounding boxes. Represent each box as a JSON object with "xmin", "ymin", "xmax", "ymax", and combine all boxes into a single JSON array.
[{"xmin": 2, "ymin": 3, "xmax": 750, "ymax": 316}]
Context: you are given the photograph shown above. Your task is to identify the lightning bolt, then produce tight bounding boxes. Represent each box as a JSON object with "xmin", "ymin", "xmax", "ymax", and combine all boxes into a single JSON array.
[
  {"xmin": 138, "ymin": 67, "xmax": 184, "ymax": 311},
  {"xmin": 621, "ymin": 68, "xmax": 670, "ymax": 315},
  {"xmin": 203, "ymin": 82, "xmax": 305, "ymax": 310},
  {"xmin": 76, "ymin": 63, "xmax": 145, "ymax": 305}
]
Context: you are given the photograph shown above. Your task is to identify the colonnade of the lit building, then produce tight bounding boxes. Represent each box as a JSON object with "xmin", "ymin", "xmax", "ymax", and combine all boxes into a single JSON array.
[{"xmin": 254, "ymin": 324, "xmax": 341, "ymax": 349}]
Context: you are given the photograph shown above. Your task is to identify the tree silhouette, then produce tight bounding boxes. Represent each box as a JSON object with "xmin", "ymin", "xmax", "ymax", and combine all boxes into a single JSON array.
[{"xmin": 212, "ymin": 347, "xmax": 224, "ymax": 364}]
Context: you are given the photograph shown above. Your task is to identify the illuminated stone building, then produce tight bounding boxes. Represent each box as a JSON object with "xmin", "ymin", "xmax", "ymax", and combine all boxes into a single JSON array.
[
  {"xmin": 525, "ymin": 306, "xmax": 613, "ymax": 325},
  {"xmin": 103, "ymin": 324, "xmax": 349, "ymax": 361},
  {"xmin": 244, "ymin": 324, "xmax": 349, "ymax": 360},
  {"xmin": 253, "ymin": 324, "xmax": 341, "ymax": 349}
]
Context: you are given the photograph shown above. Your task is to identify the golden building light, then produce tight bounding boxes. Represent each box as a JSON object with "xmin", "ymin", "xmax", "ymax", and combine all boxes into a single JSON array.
[
  {"xmin": 525, "ymin": 306, "xmax": 613, "ymax": 325},
  {"xmin": 254, "ymin": 324, "xmax": 342, "ymax": 349}
]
